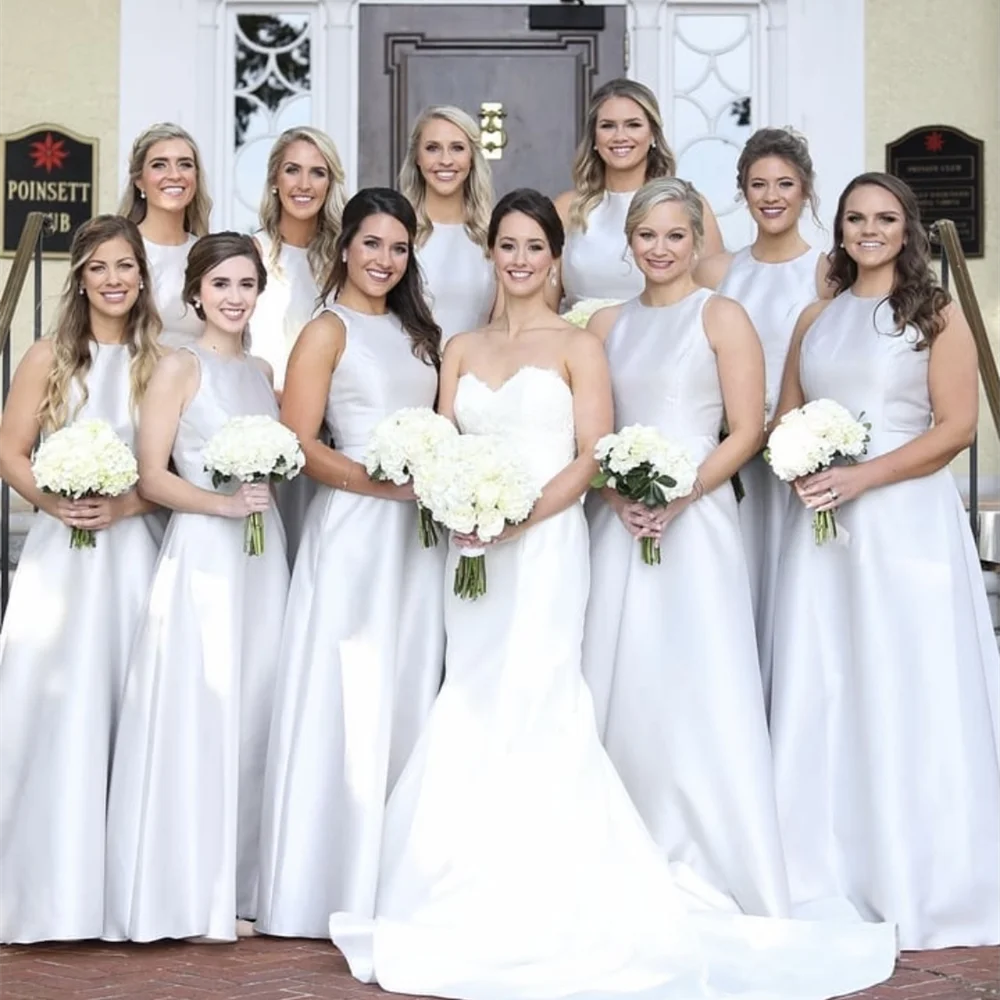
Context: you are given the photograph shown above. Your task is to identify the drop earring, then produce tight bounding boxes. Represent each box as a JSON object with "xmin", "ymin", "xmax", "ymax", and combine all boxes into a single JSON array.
[
  {"xmin": 342, "ymin": 250, "xmax": 348, "ymax": 262},
  {"xmin": 78, "ymin": 286, "xmax": 85, "ymax": 295},
  {"xmin": 139, "ymin": 190, "xmax": 146, "ymax": 200},
  {"xmin": 139, "ymin": 281, "xmax": 145, "ymax": 290},
  {"xmin": 651, "ymin": 140, "xmax": 657, "ymax": 149}
]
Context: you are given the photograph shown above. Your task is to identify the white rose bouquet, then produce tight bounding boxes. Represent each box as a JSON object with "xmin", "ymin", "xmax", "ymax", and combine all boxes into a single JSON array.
[
  {"xmin": 364, "ymin": 406, "xmax": 458, "ymax": 547},
  {"xmin": 32, "ymin": 418, "xmax": 139, "ymax": 549},
  {"xmin": 415, "ymin": 434, "xmax": 540, "ymax": 600},
  {"xmin": 560, "ymin": 298, "xmax": 621, "ymax": 329},
  {"xmin": 203, "ymin": 414, "xmax": 305, "ymax": 555},
  {"xmin": 591, "ymin": 424, "xmax": 699, "ymax": 565},
  {"xmin": 764, "ymin": 398, "xmax": 871, "ymax": 544}
]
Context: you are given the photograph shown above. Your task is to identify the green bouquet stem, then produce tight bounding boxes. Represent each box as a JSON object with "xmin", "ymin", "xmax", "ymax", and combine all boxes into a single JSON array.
[
  {"xmin": 245, "ymin": 511, "xmax": 266, "ymax": 556},
  {"xmin": 640, "ymin": 536, "xmax": 661, "ymax": 566},
  {"xmin": 813, "ymin": 509, "xmax": 838, "ymax": 545},
  {"xmin": 417, "ymin": 505, "xmax": 439, "ymax": 548},
  {"xmin": 69, "ymin": 527, "xmax": 97, "ymax": 549},
  {"xmin": 454, "ymin": 551, "xmax": 487, "ymax": 601}
]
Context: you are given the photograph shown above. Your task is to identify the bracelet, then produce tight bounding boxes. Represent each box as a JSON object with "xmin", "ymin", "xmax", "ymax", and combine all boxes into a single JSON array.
[
  {"xmin": 691, "ymin": 477, "xmax": 705, "ymax": 501},
  {"xmin": 340, "ymin": 464, "xmax": 354, "ymax": 492}
]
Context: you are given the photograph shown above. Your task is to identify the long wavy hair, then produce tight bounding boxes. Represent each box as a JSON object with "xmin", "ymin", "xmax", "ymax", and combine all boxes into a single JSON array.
[
  {"xmin": 569, "ymin": 79, "xmax": 676, "ymax": 232},
  {"xmin": 182, "ymin": 233, "xmax": 268, "ymax": 351},
  {"xmin": 625, "ymin": 177, "xmax": 705, "ymax": 254},
  {"xmin": 736, "ymin": 127, "xmax": 822, "ymax": 227},
  {"xmin": 118, "ymin": 122, "xmax": 213, "ymax": 236},
  {"xmin": 398, "ymin": 105, "xmax": 494, "ymax": 250},
  {"xmin": 39, "ymin": 215, "xmax": 162, "ymax": 433},
  {"xmin": 321, "ymin": 188, "xmax": 441, "ymax": 367},
  {"xmin": 828, "ymin": 172, "xmax": 950, "ymax": 346},
  {"xmin": 258, "ymin": 126, "xmax": 347, "ymax": 286}
]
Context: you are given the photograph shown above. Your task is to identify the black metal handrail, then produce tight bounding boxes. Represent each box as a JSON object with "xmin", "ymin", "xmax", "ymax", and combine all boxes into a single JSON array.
[
  {"xmin": 930, "ymin": 218, "xmax": 1000, "ymax": 544},
  {"xmin": 1, "ymin": 212, "xmax": 53, "ymax": 618}
]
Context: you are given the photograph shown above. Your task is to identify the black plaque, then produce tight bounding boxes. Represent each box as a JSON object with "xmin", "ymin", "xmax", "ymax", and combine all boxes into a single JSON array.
[
  {"xmin": 1, "ymin": 124, "xmax": 98, "ymax": 258},
  {"xmin": 886, "ymin": 125, "xmax": 984, "ymax": 258}
]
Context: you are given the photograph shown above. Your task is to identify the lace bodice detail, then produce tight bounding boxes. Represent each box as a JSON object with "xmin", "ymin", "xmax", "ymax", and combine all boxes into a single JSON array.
[{"xmin": 453, "ymin": 366, "xmax": 576, "ymax": 489}]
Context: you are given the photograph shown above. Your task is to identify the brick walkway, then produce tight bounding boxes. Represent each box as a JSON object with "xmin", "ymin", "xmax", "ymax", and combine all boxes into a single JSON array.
[{"xmin": 0, "ymin": 939, "xmax": 996, "ymax": 1000}]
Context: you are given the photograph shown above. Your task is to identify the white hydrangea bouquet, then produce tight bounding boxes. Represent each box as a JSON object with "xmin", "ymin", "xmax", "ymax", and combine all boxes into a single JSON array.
[
  {"xmin": 415, "ymin": 434, "xmax": 540, "ymax": 600},
  {"xmin": 203, "ymin": 414, "xmax": 305, "ymax": 555},
  {"xmin": 591, "ymin": 424, "xmax": 699, "ymax": 565},
  {"xmin": 560, "ymin": 298, "xmax": 621, "ymax": 329},
  {"xmin": 364, "ymin": 406, "xmax": 458, "ymax": 547},
  {"xmin": 32, "ymin": 418, "xmax": 139, "ymax": 549},
  {"xmin": 764, "ymin": 398, "xmax": 871, "ymax": 544}
]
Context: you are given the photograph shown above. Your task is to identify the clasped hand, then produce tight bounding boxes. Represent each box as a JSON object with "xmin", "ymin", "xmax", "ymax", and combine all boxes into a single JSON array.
[
  {"xmin": 55, "ymin": 495, "xmax": 126, "ymax": 532},
  {"xmin": 608, "ymin": 491, "xmax": 690, "ymax": 541},
  {"xmin": 794, "ymin": 464, "xmax": 871, "ymax": 512},
  {"xmin": 222, "ymin": 482, "xmax": 272, "ymax": 518}
]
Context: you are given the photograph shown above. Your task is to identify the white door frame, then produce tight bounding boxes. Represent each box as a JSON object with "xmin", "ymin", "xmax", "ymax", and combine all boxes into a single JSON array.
[{"xmin": 118, "ymin": 0, "xmax": 864, "ymax": 239}]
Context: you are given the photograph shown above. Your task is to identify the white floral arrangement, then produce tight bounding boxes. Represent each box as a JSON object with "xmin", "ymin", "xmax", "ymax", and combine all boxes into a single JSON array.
[
  {"xmin": 364, "ymin": 406, "xmax": 458, "ymax": 547},
  {"xmin": 764, "ymin": 398, "xmax": 871, "ymax": 544},
  {"xmin": 414, "ymin": 434, "xmax": 540, "ymax": 599},
  {"xmin": 203, "ymin": 414, "xmax": 305, "ymax": 555},
  {"xmin": 592, "ymin": 424, "xmax": 699, "ymax": 565},
  {"xmin": 560, "ymin": 298, "xmax": 621, "ymax": 329},
  {"xmin": 32, "ymin": 418, "xmax": 139, "ymax": 549}
]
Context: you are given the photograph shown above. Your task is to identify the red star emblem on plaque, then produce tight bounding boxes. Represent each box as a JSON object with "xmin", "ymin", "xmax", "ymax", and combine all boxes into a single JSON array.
[
  {"xmin": 924, "ymin": 131, "xmax": 946, "ymax": 153},
  {"xmin": 29, "ymin": 133, "xmax": 69, "ymax": 173}
]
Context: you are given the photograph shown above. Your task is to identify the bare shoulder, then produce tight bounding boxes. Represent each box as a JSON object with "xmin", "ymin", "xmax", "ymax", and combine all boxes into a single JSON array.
[
  {"xmin": 298, "ymin": 308, "xmax": 347, "ymax": 352},
  {"xmin": 815, "ymin": 251, "xmax": 836, "ymax": 298},
  {"xmin": 18, "ymin": 337, "xmax": 55, "ymax": 373},
  {"xmin": 564, "ymin": 326, "xmax": 607, "ymax": 366},
  {"xmin": 703, "ymin": 292, "xmax": 751, "ymax": 327},
  {"xmin": 693, "ymin": 250, "xmax": 733, "ymax": 290},
  {"xmin": 553, "ymin": 190, "xmax": 576, "ymax": 223},
  {"xmin": 585, "ymin": 304, "xmax": 623, "ymax": 342}
]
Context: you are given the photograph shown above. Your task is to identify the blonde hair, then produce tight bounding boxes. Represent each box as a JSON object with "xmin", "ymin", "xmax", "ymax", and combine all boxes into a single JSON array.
[
  {"xmin": 258, "ymin": 126, "xmax": 347, "ymax": 287},
  {"xmin": 569, "ymin": 79, "xmax": 676, "ymax": 232},
  {"xmin": 625, "ymin": 177, "xmax": 705, "ymax": 254},
  {"xmin": 39, "ymin": 216, "xmax": 162, "ymax": 433},
  {"xmin": 118, "ymin": 122, "xmax": 213, "ymax": 236},
  {"xmin": 399, "ymin": 105, "xmax": 493, "ymax": 249}
]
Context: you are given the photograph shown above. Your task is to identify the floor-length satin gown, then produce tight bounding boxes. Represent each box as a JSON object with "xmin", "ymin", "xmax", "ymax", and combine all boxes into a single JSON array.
[
  {"xmin": 717, "ymin": 246, "xmax": 824, "ymax": 709},
  {"xmin": 583, "ymin": 290, "xmax": 789, "ymax": 918},
  {"xmin": 770, "ymin": 291, "xmax": 1000, "ymax": 950},
  {"xmin": 255, "ymin": 305, "xmax": 445, "ymax": 939},
  {"xmin": 104, "ymin": 345, "xmax": 289, "ymax": 942},
  {"xmin": 328, "ymin": 363, "xmax": 896, "ymax": 1000},
  {"xmin": 417, "ymin": 223, "xmax": 495, "ymax": 345},
  {"xmin": 250, "ymin": 230, "xmax": 324, "ymax": 563},
  {"xmin": 144, "ymin": 234, "xmax": 204, "ymax": 347},
  {"xmin": 561, "ymin": 191, "xmax": 644, "ymax": 308},
  {"xmin": 0, "ymin": 344, "xmax": 161, "ymax": 944}
]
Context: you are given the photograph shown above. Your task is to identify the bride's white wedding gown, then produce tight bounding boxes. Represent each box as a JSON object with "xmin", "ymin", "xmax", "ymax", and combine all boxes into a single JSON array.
[{"xmin": 329, "ymin": 365, "xmax": 896, "ymax": 1000}]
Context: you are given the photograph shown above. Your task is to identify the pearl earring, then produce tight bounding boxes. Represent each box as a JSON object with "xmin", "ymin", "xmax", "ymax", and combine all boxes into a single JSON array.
[
  {"xmin": 193, "ymin": 298, "xmax": 201, "ymax": 309},
  {"xmin": 78, "ymin": 286, "xmax": 85, "ymax": 295},
  {"xmin": 342, "ymin": 251, "xmax": 347, "ymax": 262},
  {"xmin": 139, "ymin": 281, "xmax": 145, "ymax": 290},
  {"xmin": 651, "ymin": 140, "xmax": 657, "ymax": 149},
  {"xmin": 272, "ymin": 187, "xmax": 278, "ymax": 195},
  {"xmin": 139, "ymin": 190, "xmax": 146, "ymax": 200}
]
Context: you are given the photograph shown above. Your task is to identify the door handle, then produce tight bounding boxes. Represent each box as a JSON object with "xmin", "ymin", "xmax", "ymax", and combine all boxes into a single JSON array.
[{"xmin": 479, "ymin": 102, "xmax": 508, "ymax": 160}]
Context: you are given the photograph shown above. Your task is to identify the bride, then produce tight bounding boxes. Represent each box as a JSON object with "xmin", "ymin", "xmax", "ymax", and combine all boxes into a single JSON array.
[{"xmin": 328, "ymin": 188, "xmax": 897, "ymax": 1000}]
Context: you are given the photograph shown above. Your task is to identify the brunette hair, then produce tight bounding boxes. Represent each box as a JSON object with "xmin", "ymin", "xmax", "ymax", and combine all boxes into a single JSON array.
[
  {"xmin": 736, "ymin": 127, "xmax": 821, "ymax": 227},
  {"xmin": 39, "ymin": 215, "xmax": 162, "ymax": 432},
  {"xmin": 320, "ymin": 188, "xmax": 441, "ymax": 366},
  {"xmin": 488, "ymin": 188, "xmax": 565, "ymax": 258},
  {"xmin": 569, "ymin": 79, "xmax": 675, "ymax": 231},
  {"xmin": 118, "ymin": 122, "xmax": 212, "ymax": 236},
  {"xmin": 182, "ymin": 233, "xmax": 268, "ymax": 350},
  {"xmin": 258, "ymin": 126, "xmax": 347, "ymax": 285},
  {"xmin": 399, "ymin": 105, "xmax": 494, "ymax": 250},
  {"xmin": 828, "ymin": 172, "xmax": 950, "ymax": 346}
]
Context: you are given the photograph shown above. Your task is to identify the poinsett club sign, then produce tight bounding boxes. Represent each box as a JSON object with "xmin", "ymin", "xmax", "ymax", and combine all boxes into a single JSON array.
[
  {"xmin": 1, "ymin": 124, "xmax": 98, "ymax": 257},
  {"xmin": 886, "ymin": 125, "xmax": 985, "ymax": 258}
]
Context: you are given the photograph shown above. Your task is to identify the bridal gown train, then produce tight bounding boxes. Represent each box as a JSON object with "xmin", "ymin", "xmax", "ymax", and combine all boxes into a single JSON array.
[
  {"xmin": 104, "ymin": 345, "xmax": 289, "ymax": 942},
  {"xmin": 329, "ymin": 364, "xmax": 896, "ymax": 1000},
  {"xmin": 0, "ymin": 343, "xmax": 162, "ymax": 943},
  {"xmin": 769, "ymin": 292, "xmax": 1000, "ymax": 949}
]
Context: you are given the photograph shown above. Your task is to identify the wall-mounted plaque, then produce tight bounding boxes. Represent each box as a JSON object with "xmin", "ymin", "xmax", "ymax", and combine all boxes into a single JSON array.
[
  {"xmin": 886, "ymin": 125, "xmax": 984, "ymax": 258},
  {"xmin": 1, "ymin": 124, "xmax": 98, "ymax": 258}
]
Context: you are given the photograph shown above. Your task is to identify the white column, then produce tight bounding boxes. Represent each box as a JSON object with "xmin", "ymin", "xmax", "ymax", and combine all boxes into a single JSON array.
[
  {"xmin": 323, "ymin": 0, "xmax": 359, "ymax": 190},
  {"xmin": 628, "ymin": 0, "xmax": 666, "ymax": 98}
]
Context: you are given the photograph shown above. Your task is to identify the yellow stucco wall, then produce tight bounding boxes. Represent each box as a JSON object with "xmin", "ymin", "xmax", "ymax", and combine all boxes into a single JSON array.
[
  {"xmin": 0, "ymin": 0, "xmax": 120, "ymax": 365},
  {"xmin": 866, "ymin": 0, "xmax": 1000, "ymax": 493}
]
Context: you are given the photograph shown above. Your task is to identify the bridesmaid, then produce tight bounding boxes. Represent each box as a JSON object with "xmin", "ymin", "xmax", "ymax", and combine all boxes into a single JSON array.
[
  {"xmin": 400, "ymin": 105, "xmax": 496, "ymax": 343},
  {"xmin": 104, "ymin": 233, "xmax": 289, "ymax": 943},
  {"xmin": 769, "ymin": 172, "xmax": 1000, "ymax": 949},
  {"xmin": 252, "ymin": 125, "xmax": 347, "ymax": 561},
  {"xmin": 255, "ymin": 188, "xmax": 444, "ymax": 939},
  {"xmin": 0, "ymin": 216, "xmax": 162, "ymax": 943},
  {"xmin": 119, "ymin": 122, "xmax": 212, "ymax": 346},
  {"xmin": 555, "ymin": 79, "xmax": 724, "ymax": 309},
  {"xmin": 582, "ymin": 178, "xmax": 791, "ymax": 917},
  {"xmin": 696, "ymin": 127, "xmax": 832, "ymax": 709}
]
